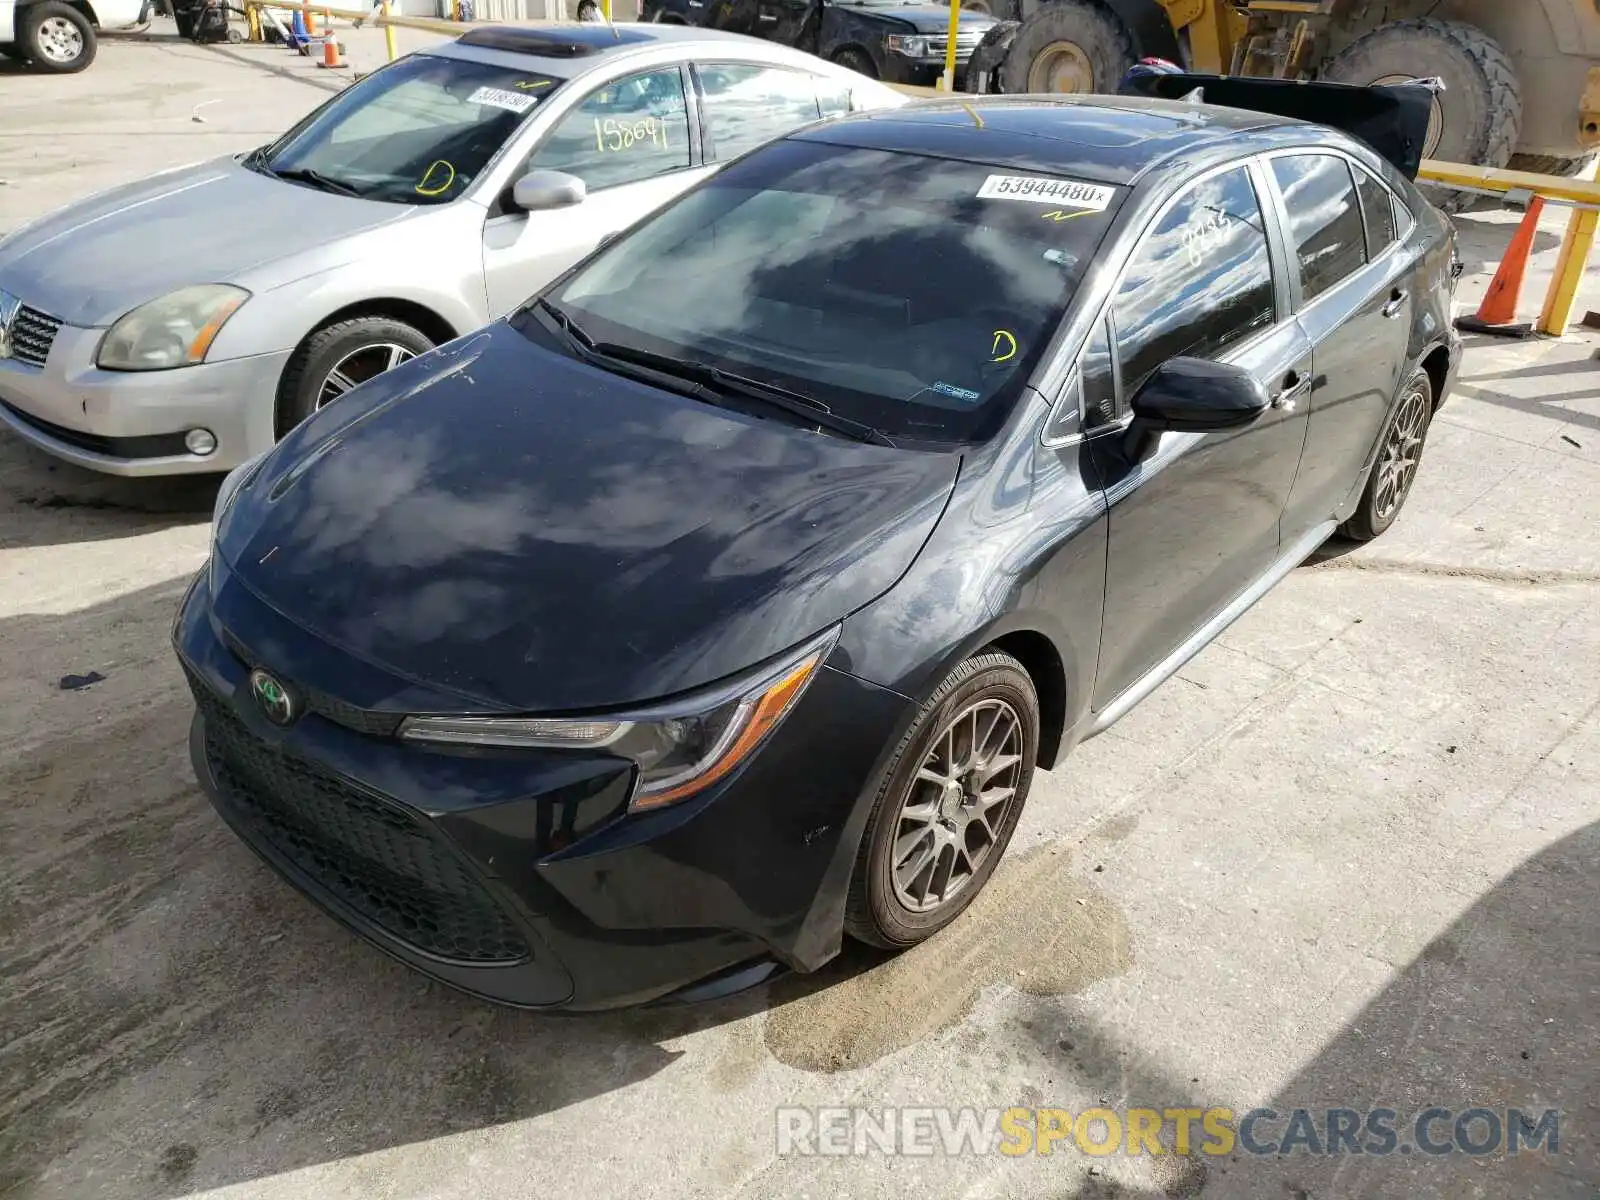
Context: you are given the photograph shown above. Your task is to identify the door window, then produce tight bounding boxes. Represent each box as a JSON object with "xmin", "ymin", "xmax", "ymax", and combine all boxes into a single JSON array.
[
  {"xmin": 524, "ymin": 68, "xmax": 691, "ymax": 191},
  {"xmin": 1353, "ymin": 164, "xmax": 1398, "ymax": 258},
  {"xmin": 1111, "ymin": 164, "xmax": 1277, "ymax": 401},
  {"xmin": 1270, "ymin": 153, "xmax": 1368, "ymax": 302},
  {"xmin": 697, "ymin": 63, "xmax": 822, "ymax": 160}
]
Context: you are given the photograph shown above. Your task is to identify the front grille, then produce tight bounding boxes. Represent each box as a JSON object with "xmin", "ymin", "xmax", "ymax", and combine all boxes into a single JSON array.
[
  {"xmin": 929, "ymin": 32, "xmax": 986, "ymax": 54},
  {"xmin": 219, "ymin": 629, "xmax": 405, "ymax": 738},
  {"xmin": 190, "ymin": 677, "xmax": 529, "ymax": 965},
  {"xmin": 10, "ymin": 305, "xmax": 61, "ymax": 368}
]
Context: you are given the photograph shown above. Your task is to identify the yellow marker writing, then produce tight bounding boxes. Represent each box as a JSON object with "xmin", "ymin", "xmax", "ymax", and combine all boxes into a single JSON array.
[
  {"xmin": 415, "ymin": 160, "xmax": 456, "ymax": 197},
  {"xmin": 1041, "ymin": 208, "xmax": 1091, "ymax": 222},
  {"xmin": 515, "ymin": 79, "xmax": 552, "ymax": 90},
  {"xmin": 991, "ymin": 329, "xmax": 1018, "ymax": 363}
]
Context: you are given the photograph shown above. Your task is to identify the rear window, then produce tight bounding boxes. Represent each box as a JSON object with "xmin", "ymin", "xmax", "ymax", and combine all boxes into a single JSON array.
[{"xmin": 531, "ymin": 139, "xmax": 1123, "ymax": 443}]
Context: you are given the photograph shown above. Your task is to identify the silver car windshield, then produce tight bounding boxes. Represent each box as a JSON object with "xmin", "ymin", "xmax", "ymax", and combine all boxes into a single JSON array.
[
  {"xmin": 536, "ymin": 139, "xmax": 1123, "ymax": 443},
  {"xmin": 255, "ymin": 54, "xmax": 564, "ymax": 205}
]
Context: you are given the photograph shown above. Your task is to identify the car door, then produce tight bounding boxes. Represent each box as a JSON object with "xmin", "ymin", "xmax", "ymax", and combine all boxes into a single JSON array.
[
  {"xmin": 1269, "ymin": 150, "xmax": 1415, "ymax": 539},
  {"xmin": 691, "ymin": 61, "xmax": 828, "ymax": 163},
  {"xmin": 1086, "ymin": 160, "xmax": 1313, "ymax": 711},
  {"xmin": 481, "ymin": 65, "xmax": 713, "ymax": 319}
]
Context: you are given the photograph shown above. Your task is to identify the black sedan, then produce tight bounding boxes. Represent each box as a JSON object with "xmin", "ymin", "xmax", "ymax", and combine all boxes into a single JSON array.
[{"xmin": 175, "ymin": 87, "xmax": 1461, "ymax": 1010}]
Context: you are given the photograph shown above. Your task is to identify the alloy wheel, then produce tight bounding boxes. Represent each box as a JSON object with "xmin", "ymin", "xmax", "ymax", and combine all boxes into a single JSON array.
[
  {"xmin": 316, "ymin": 342, "xmax": 416, "ymax": 410},
  {"xmin": 1373, "ymin": 379, "xmax": 1429, "ymax": 522},
  {"xmin": 37, "ymin": 16, "xmax": 84, "ymax": 62},
  {"xmin": 890, "ymin": 697, "xmax": 1024, "ymax": 913}
]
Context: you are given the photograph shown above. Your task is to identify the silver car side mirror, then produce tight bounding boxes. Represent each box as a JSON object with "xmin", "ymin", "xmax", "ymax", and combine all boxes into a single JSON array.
[{"xmin": 511, "ymin": 170, "xmax": 587, "ymax": 213}]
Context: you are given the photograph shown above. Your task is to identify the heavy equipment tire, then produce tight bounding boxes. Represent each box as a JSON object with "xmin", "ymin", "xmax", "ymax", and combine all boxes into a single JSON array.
[
  {"xmin": 1323, "ymin": 18, "xmax": 1519, "ymax": 214},
  {"xmin": 1508, "ymin": 153, "xmax": 1597, "ymax": 178},
  {"xmin": 1000, "ymin": 0, "xmax": 1133, "ymax": 96},
  {"xmin": 960, "ymin": 0, "xmax": 1020, "ymax": 19},
  {"xmin": 20, "ymin": 1, "xmax": 96, "ymax": 73},
  {"xmin": 962, "ymin": 20, "xmax": 1018, "ymax": 94},
  {"xmin": 845, "ymin": 650, "xmax": 1039, "ymax": 949}
]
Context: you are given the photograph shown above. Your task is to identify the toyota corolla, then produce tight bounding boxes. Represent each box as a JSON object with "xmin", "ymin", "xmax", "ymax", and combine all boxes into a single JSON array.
[{"xmin": 174, "ymin": 85, "xmax": 1460, "ymax": 1009}]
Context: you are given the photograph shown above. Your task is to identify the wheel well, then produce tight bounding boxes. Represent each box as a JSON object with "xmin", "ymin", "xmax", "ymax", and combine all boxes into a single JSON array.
[
  {"xmin": 1420, "ymin": 343, "xmax": 1451, "ymax": 409},
  {"xmin": 306, "ymin": 298, "xmax": 459, "ymax": 349},
  {"xmin": 986, "ymin": 630, "xmax": 1067, "ymax": 768}
]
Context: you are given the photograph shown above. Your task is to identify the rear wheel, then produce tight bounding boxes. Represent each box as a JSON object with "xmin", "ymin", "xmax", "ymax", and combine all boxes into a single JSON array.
[
  {"xmin": 21, "ymin": 2, "xmax": 96, "ymax": 73},
  {"xmin": 1323, "ymin": 19, "xmax": 1519, "ymax": 213},
  {"xmin": 845, "ymin": 651, "xmax": 1038, "ymax": 949},
  {"xmin": 1000, "ymin": 0, "xmax": 1133, "ymax": 96},
  {"xmin": 275, "ymin": 316, "xmax": 435, "ymax": 434},
  {"xmin": 1339, "ymin": 366, "xmax": 1434, "ymax": 542},
  {"xmin": 833, "ymin": 46, "xmax": 877, "ymax": 79}
]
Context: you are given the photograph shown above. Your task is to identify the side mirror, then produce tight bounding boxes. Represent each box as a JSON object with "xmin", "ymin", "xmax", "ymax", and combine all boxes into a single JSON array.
[
  {"xmin": 511, "ymin": 169, "xmax": 587, "ymax": 213},
  {"xmin": 1129, "ymin": 357, "xmax": 1270, "ymax": 433}
]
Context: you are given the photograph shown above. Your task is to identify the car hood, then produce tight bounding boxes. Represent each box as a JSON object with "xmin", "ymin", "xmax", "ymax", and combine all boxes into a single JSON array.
[
  {"xmin": 216, "ymin": 325, "xmax": 961, "ymax": 713},
  {"xmin": 0, "ymin": 156, "xmax": 406, "ymax": 327},
  {"xmin": 858, "ymin": 4, "xmax": 995, "ymax": 31}
]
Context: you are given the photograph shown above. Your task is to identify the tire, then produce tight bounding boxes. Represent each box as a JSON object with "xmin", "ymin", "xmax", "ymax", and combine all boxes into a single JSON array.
[
  {"xmin": 20, "ymin": 2, "xmax": 97, "ymax": 73},
  {"xmin": 845, "ymin": 651, "xmax": 1039, "ymax": 949},
  {"xmin": 1508, "ymin": 153, "xmax": 1597, "ymax": 178},
  {"xmin": 833, "ymin": 46, "xmax": 877, "ymax": 79},
  {"xmin": 1322, "ymin": 19, "xmax": 1519, "ymax": 214},
  {"xmin": 961, "ymin": 20, "xmax": 1018, "ymax": 95},
  {"xmin": 1000, "ymin": 0, "xmax": 1133, "ymax": 97},
  {"xmin": 173, "ymin": 7, "xmax": 195, "ymax": 36},
  {"xmin": 1339, "ymin": 366, "xmax": 1434, "ymax": 542},
  {"xmin": 575, "ymin": 0, "xmax": 599, "ymax": 20},
  {"xmin": 275, "ymin": 316, "xmax": 435, "ymax": 435}
]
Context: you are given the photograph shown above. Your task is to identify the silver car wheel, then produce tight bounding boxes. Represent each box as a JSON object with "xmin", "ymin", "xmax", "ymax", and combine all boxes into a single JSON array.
[
  {"xmin": 316, "ymin": 342, "xmax": 416, "ymax": 409},
  {"xmin": 890, "ymin": 697, "xmax": 1023, "ymax": 913},
  {"xmin": 1373, "ymin": 378, "xmax": 1429, "ymax": 522},
  {"xmin": 37, "ymin": 15, "xmax": 84, "ymax": 62}
]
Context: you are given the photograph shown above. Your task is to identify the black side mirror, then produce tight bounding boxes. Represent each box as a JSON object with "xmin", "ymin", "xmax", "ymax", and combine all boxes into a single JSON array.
[{"xmin": 1130, "ymin": 357, "xmax": 1270, "ymax": 433}]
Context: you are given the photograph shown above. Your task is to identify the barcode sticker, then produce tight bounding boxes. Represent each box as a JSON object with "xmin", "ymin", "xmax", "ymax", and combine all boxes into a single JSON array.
[
  {"xmin": 976, "ymin": 174, "xmax": 1115, "ymax": 210},
  {"xmin": 468, "ymin": 86, "xmax": 538, "ymax": 114}
]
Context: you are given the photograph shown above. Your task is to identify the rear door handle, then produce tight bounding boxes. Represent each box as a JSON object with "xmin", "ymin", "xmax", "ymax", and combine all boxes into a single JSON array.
[
  {"xmin": 1272, "ymin": 370, "xmax": 1311, "ymax": 411},
  {"xmin": 1382, "ymin": 289, "xmax": 1408, "ymax": 318}
]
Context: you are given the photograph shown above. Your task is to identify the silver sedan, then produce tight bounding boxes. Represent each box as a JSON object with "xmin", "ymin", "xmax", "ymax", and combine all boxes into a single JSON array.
[{"xmin": 0, "ymin": 23, "xmax": 906, "ymax": 476}]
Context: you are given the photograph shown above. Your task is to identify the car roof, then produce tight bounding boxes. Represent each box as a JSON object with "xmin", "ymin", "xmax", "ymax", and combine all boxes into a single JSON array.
[
  {"xmin": 425, "ymin": 21, "xmax": 844, "ymax": 76},
  {"xmin": 793, "ymin": 94, "xmax": 1311, "ymax": 185}
]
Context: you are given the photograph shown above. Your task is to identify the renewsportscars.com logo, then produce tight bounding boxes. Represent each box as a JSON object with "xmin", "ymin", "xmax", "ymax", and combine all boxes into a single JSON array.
[{"xmin": 775, "ymin": 1106, "xmax": 1563, "ymax": 1159}]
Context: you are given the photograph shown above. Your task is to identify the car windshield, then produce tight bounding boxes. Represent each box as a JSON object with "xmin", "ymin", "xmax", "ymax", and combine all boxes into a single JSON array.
[
  {"xmin": 255, "ymin": 54, "xmax": 563, "ymax": 205},
  {"xmin": 528, "ymin": 138, "xmax": 1122, "ymax": 443}
]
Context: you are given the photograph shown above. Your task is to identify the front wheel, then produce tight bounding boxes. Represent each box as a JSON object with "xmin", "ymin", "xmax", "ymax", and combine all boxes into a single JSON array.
[
  {"xmin": 845, "ymin": 651, "xmax": 1039, "ymax": 949},
  {"xmin": 21, "ymin": 2, "xmax": 97, "ymax": 72},
  {"xmin": 832, "ymin": 47, "xmax": 878, "ymax": 79},
  {"xmin": 1340, "ymin": 366, "xmax": 1434, "ymax": 542},
  {"xmin": 275, "ymin": 316, "xmax": 435, "ymax": 435}
]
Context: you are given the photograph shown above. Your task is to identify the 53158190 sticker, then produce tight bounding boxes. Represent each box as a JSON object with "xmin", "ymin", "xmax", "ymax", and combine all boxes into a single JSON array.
[
  {"xmin": 467, "ymin": 86, "xmax": 539, "ymax": 115},
  {"xmin": 977, "ymin": 174, "xmax": 1115, "ymax": 211}
]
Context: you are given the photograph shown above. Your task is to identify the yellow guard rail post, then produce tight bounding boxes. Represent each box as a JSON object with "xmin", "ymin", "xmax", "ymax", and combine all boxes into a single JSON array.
[{"xmin": 1419, "ymin": 158, "xmax": 1600, "ymax": 337}]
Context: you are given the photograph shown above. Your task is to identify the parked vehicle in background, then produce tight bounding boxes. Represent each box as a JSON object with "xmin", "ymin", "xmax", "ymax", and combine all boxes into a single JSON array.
[
  {"xmin": 0, "ymin": 0, "xmax": 146, "ymax": 71},
  {"xmin": 643, "ymin": 0, "xmax": 998, "ymax": 88},
  {"xmin": 960, "ymin": 0, "xmax": 1600, "ymax": 205},
  {"xmin": 0, "ymin": 23, "xmax": 905, "ymax": 477}
]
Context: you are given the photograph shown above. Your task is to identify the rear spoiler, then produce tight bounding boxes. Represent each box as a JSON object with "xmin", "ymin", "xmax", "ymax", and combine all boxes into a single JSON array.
[{"xmin": 1121, "ymin": 72, "xmax": 1438, "ymax": 181}]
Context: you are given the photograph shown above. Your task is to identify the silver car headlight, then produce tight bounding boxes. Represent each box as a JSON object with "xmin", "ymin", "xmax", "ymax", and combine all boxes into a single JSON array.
[
  {"xmin": 399, "ymin": 628, "xmax": 839, "ymax": 812},
  {"xmin": 98, "ymin": 284, "xmax": 250, "ymax": 371}
]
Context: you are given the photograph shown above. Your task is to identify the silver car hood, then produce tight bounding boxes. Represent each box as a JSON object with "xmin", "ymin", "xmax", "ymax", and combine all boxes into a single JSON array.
[{"xmin": 0, "ymin": 156, "xmax": 408, "ymax": 327}]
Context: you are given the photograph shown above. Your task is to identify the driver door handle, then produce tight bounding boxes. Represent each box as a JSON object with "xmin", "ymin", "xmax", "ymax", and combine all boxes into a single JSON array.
[
  {"xmin": 1382, "ymin": 288, "xmax": 1408, "ymax": 318},
  {"xmin": 1272, "ymin": 370, "xmax": 1311, "ymax": 411}
]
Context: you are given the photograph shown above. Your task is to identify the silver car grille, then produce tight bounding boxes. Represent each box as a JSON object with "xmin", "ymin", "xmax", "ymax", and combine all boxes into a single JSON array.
[{"xmin": 10, "ymin": 304, "xmax": 62, "ymax": 368}]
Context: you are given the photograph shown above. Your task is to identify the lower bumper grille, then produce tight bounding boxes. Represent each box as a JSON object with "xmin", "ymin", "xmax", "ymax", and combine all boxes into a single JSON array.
[
  {"xmin": 0, "ymin": 401, "xmax": 191, "ymax": 460},
  {"xmin": 11, "ymin": 305, "xmax": 61, "ymax": 368},
  {"xmin": 190, "ymin": 679, "xmax": 529, "ymax": 965}
]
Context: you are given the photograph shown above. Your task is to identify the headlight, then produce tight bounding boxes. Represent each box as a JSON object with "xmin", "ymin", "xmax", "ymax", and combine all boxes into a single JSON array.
[
  {"xmin": 97, "ymin": 284, "xmax": 250, "ymax": 371},
  {"xmin": 887, "ymin": 34, "xmax": 930, "ymax": 56},
  {"xmin": 399, "ymin": 628, "xmax": 838, "ymax": 811}
]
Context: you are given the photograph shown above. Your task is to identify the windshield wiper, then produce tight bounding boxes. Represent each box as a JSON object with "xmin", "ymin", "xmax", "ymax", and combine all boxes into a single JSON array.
[
  {"xmin": 533, "ymin": 299, "xmax": 895, "ymax": 447},
  {"xmin": 265, "ymin": 164, "xmax": 365, "ymax": 198}
]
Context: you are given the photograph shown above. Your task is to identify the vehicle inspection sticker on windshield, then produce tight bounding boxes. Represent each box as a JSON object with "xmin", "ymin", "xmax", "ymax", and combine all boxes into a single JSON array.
[
  {"xmin": 468, "ymin": 86, "xmax": 539, "ymax": 115},
  {"xmin": 977, "ymin": 175, "xmax": 1115, "ymax": 210}
]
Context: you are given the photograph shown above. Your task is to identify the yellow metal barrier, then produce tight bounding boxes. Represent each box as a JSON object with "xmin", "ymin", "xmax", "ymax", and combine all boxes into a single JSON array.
[{"xmin": 1419, "ymin": 159, "xmax": 1600, "ymax": 336}]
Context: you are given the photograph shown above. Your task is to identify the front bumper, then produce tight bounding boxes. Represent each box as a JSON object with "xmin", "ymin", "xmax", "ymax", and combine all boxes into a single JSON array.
[
  {"xmin": 0, "ymin": 322, "xmax": 288, "ymax": 476},
  {"xmin": 174, "ymin": 560, "xmax": 914, "ymax": 1010},
  {"xmin": 887, "ymin": 55, "xmax": 973, "ymax": 88}
]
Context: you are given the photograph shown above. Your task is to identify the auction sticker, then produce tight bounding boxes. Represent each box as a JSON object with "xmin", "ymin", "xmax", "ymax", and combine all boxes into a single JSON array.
[
  {"xmin": 977, "ymin": 174, "xmax": 1115, "ymax": 210},
  {"xmin": 468, "ymin": 86, "xmax": 538, "ymax": 114}
]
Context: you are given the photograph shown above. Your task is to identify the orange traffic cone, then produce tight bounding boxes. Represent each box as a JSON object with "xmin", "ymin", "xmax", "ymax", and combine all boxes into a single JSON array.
[
  {"xmin": 1455, "ymin": 196, "xmax": 1544, "ymax": 338},
  {"xmin": 318, "ymin": 30, "xmax": 348, "ymax": 67},
  {"xmin": 303, "ymin": 0, "xmax": 317, "ymax": 35}
]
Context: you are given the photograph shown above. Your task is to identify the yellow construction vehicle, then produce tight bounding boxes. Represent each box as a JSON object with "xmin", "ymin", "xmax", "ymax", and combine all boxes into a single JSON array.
[{"xmin": 962, "ymin": 0, "xmax": 1600, "ymax": 193}]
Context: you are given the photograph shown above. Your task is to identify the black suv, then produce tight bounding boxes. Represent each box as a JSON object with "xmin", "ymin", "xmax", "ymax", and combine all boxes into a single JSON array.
[{"xmin": 640, "ymin": 0, "xmax": 998, "ymax": 87}]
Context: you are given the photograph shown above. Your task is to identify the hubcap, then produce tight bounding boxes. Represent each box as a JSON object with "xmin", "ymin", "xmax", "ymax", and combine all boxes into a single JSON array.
[
  {"xmin": 37, "ymin": 16, "xmax": 84, "ymax": 62},
  {"xmin": 1371, "ymin": 73, "xmax": 1444, "ymax": 157},
  {"xmin": 1027, "ymin": 40, "xmax": 1093, "ymax": 94},
  {"xmin": 1373, "ymin": 381, "xmax": 1428, "ymax": 522},
  {"xmin": 316, "ymin": 342, "xmax": 416, "ymax": 409},
  {"xmin": 890, "ymin": 698, "xmax": 1024, "ymax": 913}
]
